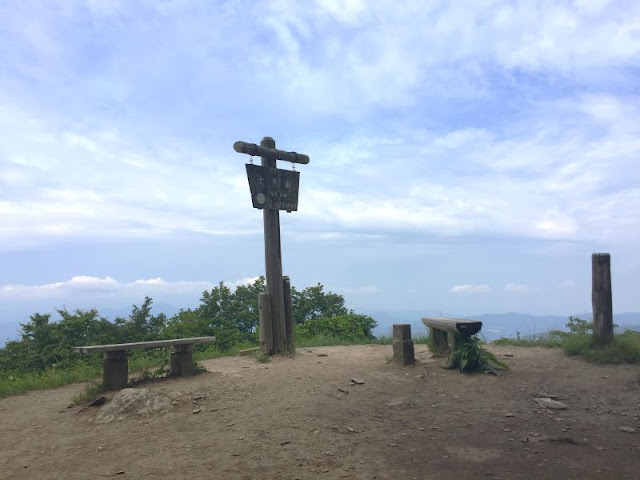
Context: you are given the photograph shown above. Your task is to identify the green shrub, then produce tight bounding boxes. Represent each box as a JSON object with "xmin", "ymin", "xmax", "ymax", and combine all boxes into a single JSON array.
[
  {"xmin": 448, "ymin": 335, "xmax": 508, "ymax": 374},
  {"xmin": 563, "ymin": 330, "xmax": 640, "ymax": 364},
  {"xmin": 297, "ymin": 313, "xmax": 377, "ymax": 340}
]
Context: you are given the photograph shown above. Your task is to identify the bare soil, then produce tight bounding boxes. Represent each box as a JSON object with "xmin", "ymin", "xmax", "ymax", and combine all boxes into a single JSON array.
[{"xmin": 1, "ymin": 344, "xmax": 639, "ymax": 480}]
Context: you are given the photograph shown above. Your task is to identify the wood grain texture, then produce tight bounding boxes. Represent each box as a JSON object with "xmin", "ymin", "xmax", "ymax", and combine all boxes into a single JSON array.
[{"xmin": 73, "ymin": 337, "xmax": 216, "ymax": 354}]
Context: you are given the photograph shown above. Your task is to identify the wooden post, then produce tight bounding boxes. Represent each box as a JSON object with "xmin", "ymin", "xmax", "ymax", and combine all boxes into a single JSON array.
[
  {"xmin": 392, "ymin": 324, "xmax": 415, "ymax": 365},
  {"xmin": 592, "ymin": 253, "xmax": 614, "ymax": 346},
  {"xmin": 259, "ymin": 292, "xmax": 273, "ymax": 354},
  {"xmin": 283, "ymin": 276, "xmax": 295, "ymax": 353},
  {"xmin": 261, "ymin": 137, "xmax": 287, "ymax": 354}
]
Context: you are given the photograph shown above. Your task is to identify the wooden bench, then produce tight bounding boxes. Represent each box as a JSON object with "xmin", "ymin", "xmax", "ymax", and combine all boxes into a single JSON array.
[
  {"xmin": 74, "ymin": 337, "xmax": 216, "ymax": 390},
  {"xmin": 422, "ymin": 317, "xmax": 482, "ymax": 352}
]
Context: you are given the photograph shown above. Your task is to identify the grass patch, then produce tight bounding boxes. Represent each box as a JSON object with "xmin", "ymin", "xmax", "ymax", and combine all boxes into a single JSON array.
[
  {"xmin": 493, "ymin": 331, "xmax": 565, "ymax": 348},
  {"xmin": 252, "ymin": 352, "xmax": 271, "ymax": 363},
  {"xmin": 563, "ymin": 330, "xmax": 640, "ymax": 364},
  {"xmin": 72, "ymin": 381, "xmax": 106, "ymax": 405},
  {"xmin": 493, "ymin": 327, "xmax": 640, "ymax": 365},
  {"xmin": 0, "ymin": 363, "xmax": 101, "ymax": 398}
]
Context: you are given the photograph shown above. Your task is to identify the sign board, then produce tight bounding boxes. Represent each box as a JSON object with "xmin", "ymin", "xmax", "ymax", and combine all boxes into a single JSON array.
[{"xmin": 246, "ymin": 164, "xmax": 300, "ymax": 211}]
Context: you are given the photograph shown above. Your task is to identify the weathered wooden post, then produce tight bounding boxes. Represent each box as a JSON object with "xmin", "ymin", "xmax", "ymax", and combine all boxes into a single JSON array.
[
  {"xmin": 259, "ymin": 292, "xmax": 273, "ymax": 353},
  {"xmin": 234, "ymin": 137, "xmax": 309, "ymax": 354},
  {"xmin": 283, "ymin": 276, "xmax": 295, "ymax": 353},
  {"xmin": 592, "ymin": 253, "xmax": 614, "ymax": 346}
]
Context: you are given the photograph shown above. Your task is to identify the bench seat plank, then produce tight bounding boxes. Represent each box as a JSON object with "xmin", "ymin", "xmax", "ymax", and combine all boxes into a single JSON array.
[
  {"xmin": 73, "ymin": 336, "xmax": 216, "ymax": 354},
  {"xmin": 422, "ymin": 317, "xmax": 482, "ymax": 336}
]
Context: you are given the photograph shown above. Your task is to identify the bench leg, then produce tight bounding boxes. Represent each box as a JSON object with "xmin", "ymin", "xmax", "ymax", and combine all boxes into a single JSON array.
[
  {"xmin": 103, "ymin": 350, "xmax": 128, "ymax": 390},
  {"xmin": 429, "ymin": 328, "xmax": 449, "ymax": 354},
  {"xmin": 171, "ymin": 344, "xmax": 194, "ymax": 377}
]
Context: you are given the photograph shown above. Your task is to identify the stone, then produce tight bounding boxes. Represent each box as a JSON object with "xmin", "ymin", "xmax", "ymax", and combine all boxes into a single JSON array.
[
  {"xmin": 533, "ymin": 397, "xmax": 568, "ymax": 410},
  {"xmin": 95, "ymin": 388, "xmax": 172, "ymax": 424},
  {"xmin": 350, "ymin": 378, "xmax": 365, "ymax": 385},
  {"xmin": 392, "ymin": 324, "xmax": 415, "ymax": 366},
  {"xmin": 618, "ymin": 427, "xmax": 637, "ymax": 433}
]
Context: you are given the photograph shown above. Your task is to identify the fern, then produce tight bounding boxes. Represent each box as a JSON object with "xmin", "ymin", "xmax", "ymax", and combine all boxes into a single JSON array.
[{"xmin": 448, "ymin": 335, "xmax": 508, "ymax": 374}]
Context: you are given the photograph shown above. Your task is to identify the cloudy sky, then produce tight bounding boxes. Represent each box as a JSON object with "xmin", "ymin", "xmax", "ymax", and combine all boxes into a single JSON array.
[{"xmin": 1, "ymin": 0, "xmax": 639, "ymax": 337}]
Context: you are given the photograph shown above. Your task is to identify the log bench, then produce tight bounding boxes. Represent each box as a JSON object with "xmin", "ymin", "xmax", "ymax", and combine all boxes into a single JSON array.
[
  {"xmin": 74, "ymin": 337, "xmax": 216, "ymax": 390},
  {"xmin": 422, "ymin": 317, "xmax": 482, "ymax": 352}
]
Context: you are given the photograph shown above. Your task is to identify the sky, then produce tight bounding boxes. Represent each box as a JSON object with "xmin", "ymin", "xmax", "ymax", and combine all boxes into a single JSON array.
[{"xmin": 1, "ymin": 0, "xmax": 639, "ymax": 339}]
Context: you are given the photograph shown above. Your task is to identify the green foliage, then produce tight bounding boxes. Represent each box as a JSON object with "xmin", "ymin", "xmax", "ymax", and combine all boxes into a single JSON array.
[
  {"xmin": 566, "ymin": 316, "xmax": 592, "ymax": 334},
  {"xmin": 448, "ymin": 335, "xmax": 508, "ymax": 374},
  {"xmin": 562, "ymin": 329, "xmax": 640, "ymax": 364},
  {"xmin": 291, "ymin": 283, "xmax": 348, "ymax": 324},
  {"xmin": 296, "ymin": 313, "xmax": 377, "ymax": 340},
  {"xmin": 492, "ymin": 316, "xmax": 640, "ymax": 365},
  {"xmin": 493, "ymin": 331, "xmax": 564, "ymax": 348},
  {"xmin": 0, "ymin": 277, "xmax": 377, "ymax": 397},
  {"xmin": 0, "ymin": 363, "xmax": 101, "ymax": 398},
  {"xmin": 164, "ymin": 278, "xmax": 264, "ymax": 349}
]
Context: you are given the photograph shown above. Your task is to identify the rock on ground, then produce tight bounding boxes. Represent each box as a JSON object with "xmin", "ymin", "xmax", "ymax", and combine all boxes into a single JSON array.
[{"xmin": 95, "ymin": 388, "xmax": 172, "ymax": 424}]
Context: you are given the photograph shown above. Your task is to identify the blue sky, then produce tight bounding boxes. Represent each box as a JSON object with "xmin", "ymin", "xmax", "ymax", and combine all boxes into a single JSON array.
[{"xmin": 1, "ymin": 0, "xmax": 639, "ymax": 337}]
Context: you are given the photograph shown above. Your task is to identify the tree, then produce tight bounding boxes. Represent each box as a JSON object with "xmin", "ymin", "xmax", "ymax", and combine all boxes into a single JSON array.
[
  {"xmin": 291, "ymin": 283, "xmax": 348, "ymax": 324},
  {"xmin": 114, "ymin": 297, "xmax": 166, "ymax": 342}
]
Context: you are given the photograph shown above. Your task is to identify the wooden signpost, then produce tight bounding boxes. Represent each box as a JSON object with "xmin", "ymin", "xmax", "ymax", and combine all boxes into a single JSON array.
[{"xmin": 234, "ymin": 137, "xmax": 310, "ymax": 354}]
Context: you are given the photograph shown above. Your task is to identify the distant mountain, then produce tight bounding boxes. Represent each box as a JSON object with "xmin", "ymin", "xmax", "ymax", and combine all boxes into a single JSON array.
[{"xmin": 365, "ymin": 310, "xmax": 640, "ymax": 341}]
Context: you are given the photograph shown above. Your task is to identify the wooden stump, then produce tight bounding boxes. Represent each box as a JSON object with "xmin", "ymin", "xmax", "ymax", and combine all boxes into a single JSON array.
[
  {"xmin": 103, "ymin": 350, "xmax": 128, "ymax": 390},
  {"xmin": 392, "ymin": 324, "xmax": 415, "ymax": 366}
]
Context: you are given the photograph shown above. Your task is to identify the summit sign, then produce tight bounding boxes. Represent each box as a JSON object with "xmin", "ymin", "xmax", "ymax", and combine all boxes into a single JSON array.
[{"xmin": 246, "ymin": 164, "xmax": 300, "ymax": 212}]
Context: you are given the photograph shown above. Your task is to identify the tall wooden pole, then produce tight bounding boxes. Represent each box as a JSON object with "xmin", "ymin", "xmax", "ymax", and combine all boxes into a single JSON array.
[
  {"xmin": 592, "ymin": 253, "xmax": 613, "ymax": 346},
  {"xmin": 261, "ymin": 137, "xmax": 287, "ymax": 353}
]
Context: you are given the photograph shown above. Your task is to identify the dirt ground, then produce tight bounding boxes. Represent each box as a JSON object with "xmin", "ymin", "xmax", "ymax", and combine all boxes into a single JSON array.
[{"xmin": 1, "ymin": 344, "xmax": 639, "ymax": 480}]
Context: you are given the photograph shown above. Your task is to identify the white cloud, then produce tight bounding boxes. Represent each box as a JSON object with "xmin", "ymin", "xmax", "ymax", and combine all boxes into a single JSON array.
[
  {"xmin": 0, "ymin": 276, "xmax": 258, "ymax": 299},
  {"xmin": 451, "ymin": 284, "xmax": 492, "ymax": 293}
]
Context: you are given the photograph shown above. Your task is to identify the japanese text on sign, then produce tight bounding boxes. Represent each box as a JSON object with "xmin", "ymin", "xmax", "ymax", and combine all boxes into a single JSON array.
[{"xmin": 246, "ymin": 164, "xmax": 300, "ymax": 211}]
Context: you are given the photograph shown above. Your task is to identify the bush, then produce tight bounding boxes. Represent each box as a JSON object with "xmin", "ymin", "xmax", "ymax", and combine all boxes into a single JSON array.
[
  {"xmin": 297, "ymin": 313, "xmax": 377, "ymax": 340},
  {"xmin": 449, "ymin": 335, "xmax": 508, "ymax": 374}
]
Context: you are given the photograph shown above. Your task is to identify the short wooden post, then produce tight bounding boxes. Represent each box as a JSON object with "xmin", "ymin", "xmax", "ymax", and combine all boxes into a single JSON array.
[
  {"xmin": 261, "ymin": 137, "xmax": 287, "ymax": 354},
  {"xmin": 259, "ymin": 292, "xmax": 273, "ymax": 354},
  {"xmin": 592, "ymin": 253, "xmax": 614, "ymax": 346},
  {"xmin": 170, "ymin": 344, "xmax": 194, "ymax": 377},
  {"xmin": 392, "ymin": 324, "xmax": 415, "ymax": 365},
  {"xmin": 103, "ymin": 350, "xmax": 128, "ymax": 390},
  {"xmin": 283, "ymin": 276, "xmax": 295, "ymax": 353}
]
